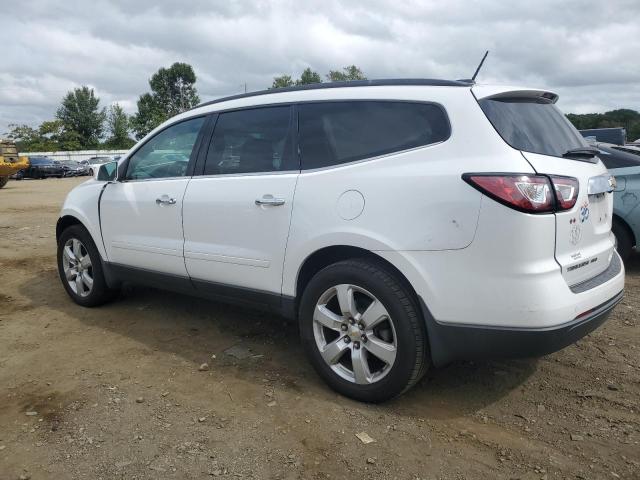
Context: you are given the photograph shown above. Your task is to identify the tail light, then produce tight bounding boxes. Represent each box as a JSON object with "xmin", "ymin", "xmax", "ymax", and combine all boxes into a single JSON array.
[
  {"xmin": 550, "ymin": 175, "xmax": 579, "ymax": 211},
  {"xmin": 463, "ymin": 174, "xmax": 579, "ymax": 214}
]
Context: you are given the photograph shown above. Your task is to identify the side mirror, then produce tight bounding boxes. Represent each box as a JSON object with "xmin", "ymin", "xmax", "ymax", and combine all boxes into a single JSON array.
[{"xmin": 96, "ymin": 161, "xmax": 118, "ymax": 182}]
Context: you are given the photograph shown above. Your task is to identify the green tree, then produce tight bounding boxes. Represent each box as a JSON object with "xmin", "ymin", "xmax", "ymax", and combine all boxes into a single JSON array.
[
  {"xmin": 326, "ymin": 65, "xmax": 367, "ymax": 82},
  {"xmin": 132, "ymin": 63, "xmax": 200, "ymax": 139},
  {"xmin": 39, "ymin": 120, "xmax": 82, "ymax": 151},
  {"xmin": 566, "ymin": 109, "xmax": 640, "ymax": 142},
  {"xmin": 5, "ymin": 124, "xmax": 41, "ymax": 151},
  {"xmin": 271, "ymin": 74, "xmax": 295, "ymax": 89},
  {"xmin": 296, "ymin": 68, "xmax": 322, "ymax": 85},
  {"xmin": 56, "ymin": 86, "xmax": 106, "ymax": 148},
  {"xmin": 4, "ymin": 121, "xmax": 81, "ymax": 152},
  {"xmin": 105, "ymin": 103, "xmax": 134, "ymax": 149}
]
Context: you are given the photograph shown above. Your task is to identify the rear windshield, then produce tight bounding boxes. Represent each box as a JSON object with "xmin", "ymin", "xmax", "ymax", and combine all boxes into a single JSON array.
[{"xmin": 479, "ymin": 97, "xmax": 588, "ymax": 158}]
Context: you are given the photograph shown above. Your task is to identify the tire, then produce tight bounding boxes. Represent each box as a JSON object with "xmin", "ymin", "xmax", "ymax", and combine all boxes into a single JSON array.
[
  {"xmin": 612, "ymin": 219, "xmax": 633, "ymax": 262},
  {"xmin": 299, "ymin": 258, "xmax": 429, "ymax": 402},
  {"xmin": 57, "ymin": 224, "xmax": 118, "ymax": 307},
  {"xmin": 0, "ymin": 176, "xmax": 8, "ymax": 188},
  {"xmin": 89, "ymin": 168, "xmax": 94, "ymax": 176}
]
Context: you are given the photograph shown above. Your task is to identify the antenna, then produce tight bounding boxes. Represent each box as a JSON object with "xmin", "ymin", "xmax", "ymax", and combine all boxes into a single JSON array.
[{"xmin": 471, "ymin": 50, "xmax": 489, "ymax": 82}]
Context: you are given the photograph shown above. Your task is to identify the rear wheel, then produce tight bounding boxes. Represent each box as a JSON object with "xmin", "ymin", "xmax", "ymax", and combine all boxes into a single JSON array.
[
  {"xmin": 613, "ymin": 219, "xmax": 633, "ymax": 262},
  {"xmin": 299, "ymin": 258, "xmax": 428, "ymax": 402},
  {"xmin": 57, "ymin": 225, "xmax": 118, "ymax": 307},
  {"xmin": 0, "ymin": 176, "xmax": 8, "ymax": 188}
]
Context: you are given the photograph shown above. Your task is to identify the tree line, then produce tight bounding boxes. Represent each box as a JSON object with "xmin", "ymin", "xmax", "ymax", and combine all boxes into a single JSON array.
[
  {"xmin": 5, "ymin": 62, "xmax": 201, "ymax": 152},
  {"xmin": 567, "ymin": 109, "xmax": 640, "ymax": 142},
  {"xmin": 5, "ymin": 63, "xmax": 365, "ymax": 153},
  {"xmin": 8, "ymin": 61, "xmax": 638, "ymax": 152}
]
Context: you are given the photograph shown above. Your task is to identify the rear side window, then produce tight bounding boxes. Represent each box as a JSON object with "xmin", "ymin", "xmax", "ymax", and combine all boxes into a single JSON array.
[
  {"xmin": 299, "ymin": 101, "xmax": 450, "ymax": 169},
  {"xmin": 479, "ymin": 97, "xmax": 587, "ymax": 158},
  {"xmin": 203, "ymin": 106, "xmax": 295, "ymax": 175}
]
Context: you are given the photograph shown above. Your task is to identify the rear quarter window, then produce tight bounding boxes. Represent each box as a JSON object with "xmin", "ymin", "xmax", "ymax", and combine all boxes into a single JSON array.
[{"xmin": 299, "ymin": 101, "xmax": 450, "ymax": 169}]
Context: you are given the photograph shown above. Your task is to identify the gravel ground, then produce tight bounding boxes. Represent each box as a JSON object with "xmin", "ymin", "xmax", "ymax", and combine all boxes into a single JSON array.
[{"xmin": 0, "ymin": 177, "xmax": 638, "ymax": 480}]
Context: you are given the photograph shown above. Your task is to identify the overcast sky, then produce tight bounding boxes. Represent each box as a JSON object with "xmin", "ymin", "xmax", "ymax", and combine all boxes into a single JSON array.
[{"xmin": 2, "ymin": 0, "xmax": 640, "ymax": 135}]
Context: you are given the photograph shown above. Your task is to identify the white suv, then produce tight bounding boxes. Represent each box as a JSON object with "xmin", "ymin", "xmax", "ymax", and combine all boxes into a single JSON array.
[{"xmin": 56, "ymin": 79, "xmax": 625, "ymax": 402}]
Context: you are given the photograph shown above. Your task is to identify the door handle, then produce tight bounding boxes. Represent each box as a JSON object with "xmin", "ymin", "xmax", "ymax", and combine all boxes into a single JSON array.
[
  {"xmin": 156, "ymin": 196, "xmax": 177, "ymax": 206},
  {"xmin": 255, "ymin": 195, "xmax": 285, "ymax": 207}
]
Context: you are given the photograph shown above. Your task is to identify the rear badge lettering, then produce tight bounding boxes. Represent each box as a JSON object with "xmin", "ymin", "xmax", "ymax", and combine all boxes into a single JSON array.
[{"xmin": 567, "ymin": 256, "xmax": 598, "ymax": 272}]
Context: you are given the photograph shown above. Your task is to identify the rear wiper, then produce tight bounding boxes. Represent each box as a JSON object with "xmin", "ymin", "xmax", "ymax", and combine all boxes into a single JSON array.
[{"xmin": 562, "ymin": 147, "xmax": 599, "ymax": 158}]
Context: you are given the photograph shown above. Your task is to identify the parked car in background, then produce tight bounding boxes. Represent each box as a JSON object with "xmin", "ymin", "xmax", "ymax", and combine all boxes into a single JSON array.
[
  {"xmin": 580, "ymin": 127, "xmax": 626, "ymax": 146},
  {"xmin": 589, "ymin": 141, "xmax": 640, "ymax": 260},
  {"xmin": 80, "ymin": 157, "xmax": 115, "ymax": 176},
  {"xmin": 57, "ymin": 160, "xmax": 89, "ymax": 177},
  {"xmin": 21, "ymin": 157, "xmax": 65, "ymax": 179}
]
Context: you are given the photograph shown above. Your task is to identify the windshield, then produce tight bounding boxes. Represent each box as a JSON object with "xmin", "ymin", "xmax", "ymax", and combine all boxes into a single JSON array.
[{"xmin": 479, "ymin": 97, "xmax": 588, "ymax": 158}]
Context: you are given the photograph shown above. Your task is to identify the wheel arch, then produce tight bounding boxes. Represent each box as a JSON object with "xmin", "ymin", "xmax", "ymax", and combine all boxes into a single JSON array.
[
  {"xmin": 56, "ymin": 215, "xmax": 85, "ymax": 242},
  {"xmin": 294, "ymin": 245, "xmax": 422, "ymax": 317}
]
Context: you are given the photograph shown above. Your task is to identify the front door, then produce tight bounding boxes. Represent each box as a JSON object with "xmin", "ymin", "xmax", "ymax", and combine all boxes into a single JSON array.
[
  {"xmin": 182, "ymin": 105, "xmax": 299, "ymax": 296},
  {"xmin": 100, "ymin": 116, "xmax": 206, "ymax": 276}
]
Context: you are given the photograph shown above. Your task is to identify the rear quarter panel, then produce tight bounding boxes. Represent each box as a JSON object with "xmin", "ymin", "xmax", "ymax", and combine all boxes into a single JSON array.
[{"xmin": 282, "ymin": 87, "xmax": 534, "ymax": 297}]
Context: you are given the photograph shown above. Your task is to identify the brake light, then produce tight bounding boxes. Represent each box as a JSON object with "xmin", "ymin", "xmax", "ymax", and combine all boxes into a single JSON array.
[
  {"xmin": 550, "ymin": 175, "xmax": 579, "ymax": 211},
  {"xmin": 463, "ymin": 174, "xmax": 579, "ymax": 214},
  {"xmin": 463, "ymin": 174, "xmax": 554, "ymax": 213}
]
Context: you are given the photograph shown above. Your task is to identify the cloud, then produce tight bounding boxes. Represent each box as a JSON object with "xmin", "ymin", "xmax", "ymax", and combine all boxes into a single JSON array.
[{"xmin": 1, "ymin": 0, "xmax": 640, "ymax": 134}]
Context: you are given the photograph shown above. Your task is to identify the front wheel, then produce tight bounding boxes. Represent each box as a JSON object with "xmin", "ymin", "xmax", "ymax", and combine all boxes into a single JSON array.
[
  {"xmin": 299, "ymin": 259, "xmax": 428, "ymax": 402},
  {"xmin": 0, "ymin": 176, "xmax": 8, "ymax": 188},
  {"xmin": 57, "ymin": 225, "xmax": 118, "ymax": 307}
]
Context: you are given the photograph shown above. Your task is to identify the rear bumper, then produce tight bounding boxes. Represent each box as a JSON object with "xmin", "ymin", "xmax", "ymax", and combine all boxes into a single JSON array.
[{"xmin": 421, "ymin": 290, "xmax": 623, "ymax": 367}]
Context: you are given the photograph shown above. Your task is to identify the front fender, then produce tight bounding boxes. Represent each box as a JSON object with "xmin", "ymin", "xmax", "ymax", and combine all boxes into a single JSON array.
[{"xmin": 57, "ymin": 180, "xmax": 108, "ymax": 261}]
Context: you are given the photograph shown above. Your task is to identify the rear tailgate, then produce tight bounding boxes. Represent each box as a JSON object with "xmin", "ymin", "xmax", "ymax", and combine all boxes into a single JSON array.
[
  {"xmin": 522, "ymin": 152, "xmax": 615, "ymax": 286},
  {"xmin": 474, "ymin": 86, "xmax": 616, "ymax": 287}
]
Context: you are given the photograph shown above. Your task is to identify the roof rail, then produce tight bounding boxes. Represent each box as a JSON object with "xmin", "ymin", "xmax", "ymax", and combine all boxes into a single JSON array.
[{"xmin": 194, "ymin": 78, "xmax": 473, "ymax": 110}]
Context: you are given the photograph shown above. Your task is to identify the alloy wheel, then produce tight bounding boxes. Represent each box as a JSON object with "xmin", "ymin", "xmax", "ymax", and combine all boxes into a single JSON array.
[
  {"xmin": 62, "ymin": 238, "xmax": 94, "ymax": 297},
  {"xmin": 313, "ymin": 284, "xmax": 397, "ymax": 385}
]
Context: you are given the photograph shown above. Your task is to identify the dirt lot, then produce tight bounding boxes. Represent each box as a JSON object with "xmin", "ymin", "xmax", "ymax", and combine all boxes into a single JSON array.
[{"xmin": 0, "ymin": 177, "xmax": 638, "ymax": 480}]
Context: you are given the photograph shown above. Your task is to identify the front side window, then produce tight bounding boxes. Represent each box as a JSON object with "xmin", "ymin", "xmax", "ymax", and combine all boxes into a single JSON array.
[
  {"xmin": 125, "ymin": 116, "xmax": 205, "ymax": 180},
  {"xmin": 298, "ymin": 101, "xmax": 450, "ymax": 169},
  {"xmin": 203, "ymin": 106, "xmax": 295, "ymax": 175}
]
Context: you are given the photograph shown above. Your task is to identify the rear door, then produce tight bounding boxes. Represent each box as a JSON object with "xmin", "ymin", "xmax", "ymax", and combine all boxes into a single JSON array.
[
  {"xmin": 476, "ymin": 90, "xmax": 616, "ymax": 286},
  {"xmin": 182, "ymin": 105, "xmax": 298, "ymax": 296}
]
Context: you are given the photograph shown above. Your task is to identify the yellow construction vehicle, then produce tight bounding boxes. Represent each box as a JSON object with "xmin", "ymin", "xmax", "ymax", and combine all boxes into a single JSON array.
[{"xmin": 0, "ymin": 140, "xmax": 30, "ymax": 188}]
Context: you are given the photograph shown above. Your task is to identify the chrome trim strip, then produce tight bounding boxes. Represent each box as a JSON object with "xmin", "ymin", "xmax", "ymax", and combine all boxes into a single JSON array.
[
  {"xmin": 588, "ymin": 174, "xmax": 616, "ymax": 195},
  {"xmin": 184, "ymin": 251, "xmax": 270, "ymax": 268}
]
